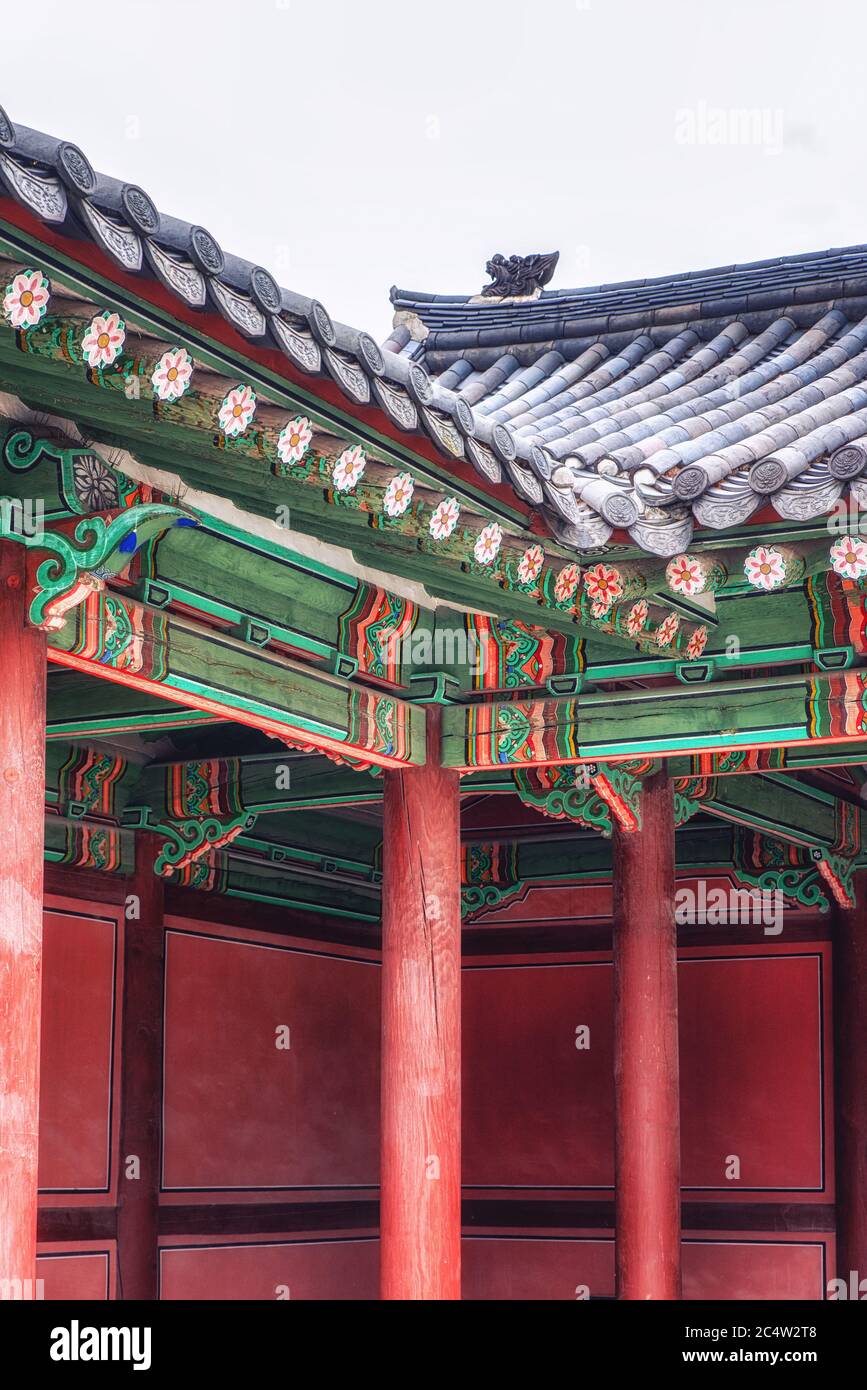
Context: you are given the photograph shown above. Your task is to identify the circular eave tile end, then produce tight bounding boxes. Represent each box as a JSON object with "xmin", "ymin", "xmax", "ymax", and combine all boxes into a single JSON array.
[
  {"xmin": 453, "ymin": 396, "xmax": 476, "ymax": 437},
  {"xmin": 408, "ymin": 362, "xmax": 434, "ymax": 405},
  {"xmin": 58, "ymin": 141, "xmax": 96, "ymax": 195},
  {"xmin": 121, "ymin": 184, "xmax": 159, "ymax": 236},
  {"xmin": 829, "ymin": 444, "xmax": 867, "ymax": 481},
  {"xmin": 601, "ymin": 492, "xmax": 640, "ymax": 528},
  {"xmin": 672, "ymin": 466, "xmax": 708, "ymax": 501},
  {"xmin": 250, "ymin": 265, "xmax": 282, "ymax": 314},
  {"xmin": 357, "ymin": 332, "xmax": 385, "ymax": 376},
  {"xmin": 308, "ymin": 300, "xmax": 336, "ymax": 346},
  {"xmin": 749, "ymin": 458, "xmax": 787, "ymax": 496},
  {"xmin": 492, "ymin": 423, "xmax": 517, "ymax": 462},
  {"xmin": 529, "ymin": 445, "xmax": 555, "ymax": 480},
  {"xmin": 190, "ymin": 225, "xmax": 225, "ymax": 275}
]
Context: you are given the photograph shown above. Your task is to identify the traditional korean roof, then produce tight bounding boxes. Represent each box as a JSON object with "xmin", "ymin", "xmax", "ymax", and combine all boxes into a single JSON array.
[
  {"xmin": 390, "ymin": 249, "xmax": 867, "ymax": 555},
  {"xmin": 0, "ymin": 110, "xmax": 483, "ymax": 488},
  {"xmin": 4, "ymin": 106, "xmax": 867, "ymax": 564}
]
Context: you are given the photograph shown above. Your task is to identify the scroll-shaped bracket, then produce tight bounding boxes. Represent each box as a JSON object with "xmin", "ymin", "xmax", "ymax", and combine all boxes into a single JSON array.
[
  {"xmin": 0, "ymin": 501, "xmax": 196, "ymax": 630},
  {"xmin": 513, "ymin": 761, "xmax": 643, "ymax": 836},
  {"xmin": 810, "ymin": 848, "xmax": 857, "ymax": 910},
  {"xmin": 153, "ymin": 812, "xmax": 258, "ymax": 879}
]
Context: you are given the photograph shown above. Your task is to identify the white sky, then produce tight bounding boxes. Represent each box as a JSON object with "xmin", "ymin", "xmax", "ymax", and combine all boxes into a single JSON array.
[{"xmin": 6, "ymin": 0, "xmax": 867, "ymax": 340}]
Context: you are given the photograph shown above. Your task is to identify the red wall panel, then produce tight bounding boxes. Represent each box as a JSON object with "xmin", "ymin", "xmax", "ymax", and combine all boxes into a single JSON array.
[
  {"xmin": 159, "ymin": 1238, "xmax": 378, "ymax": 1300},
  {"xmin": 462, "ymin": 1235, "xmax": 828, "ymax": 1300},
  {"xmin": 38, "ymin": 906, "xmax": 119, "ymax": 1194},
  {"xmin": 463, "ymin": 962, "xmax": 614, "ymax": 1187},
  {"xmin": 36, "ymin": 1245, "xmax": 114, "ymax": 1300},
  {"xmin": 463, "ymin": 948, "xmax": 828, "ymax": 1195},
  {"xmin": 162, "ymin": 928, "xmax": 380, "ymax": 1191},
  {"xmin": 680, "ymin": 954, "xmax": 825, "ymax": 1192},
  {"xmin": 462, "ymin": 1235, "xmax": 614, "ymax": 1300}
]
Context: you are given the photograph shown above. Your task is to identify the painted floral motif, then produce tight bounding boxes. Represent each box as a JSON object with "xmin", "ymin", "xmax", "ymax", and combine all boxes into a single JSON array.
[
  {"xmin": 686, "ymin": 625, "xmax": 709, "ymax": 660},
  {"xmin": 151, "ymin": 347, "xmax": 193, "ymax": 402},
  {"xmin": 626, "ymin": 598, "xmax": 649, "ymax": 637},
  {"xmin": 591, "ymin": 599, "xmax": 613, "ymax": 619},
  {"xmin": 3, "ymin": 268, "xmax": 50, "ymax": 329},
  {"xmin": 332, "ymin": 444, "xmax": 366, "ymax": 492},
  {"xmin": 277, "ymin": 415, "xmax": 313, "ymax": 466},
  {"xmin": 583, "ymin": 562, "xmax": 624, "ymax": 612},
  {"xmin": 73, "ymin": 455, "xmax": 119, "ymax": 511},
  {"xmin": 429, "ymin": 496, "xmax": 460, "ymax": 540},
  {"xmin": 656, "ymin": 612, "xmax": 681, "ymax": 647},
  {"xmin": 666, "ymin": 553, "xmax": 704, "ymax": 597},
  {"xmin": 554, "ymin": 563, "xmax": 580, "ymax": 604},
  {"xmin": 830, "ymin": 535, "xmax": 867, "ymax": 581},
  {"xmin": 218, "ymin": 384, "xmax": 257, "ymax": 437},
  {"xmin": 744, "ymin": 544, "xmax": 787, "ymax": 591},
  {"xmin": 383, "ymin": 471, "xmax": 415, "ymax": 518},
  {"xmin": 81, "ymin": 310, "xmax": 126, "ymax": 368},
  {"xmin": 516, "ymin": 544, "xmax": 544, "ymax": 586},
  {"xmin": 474, "ymin": 521, "xmax": 503, "ymax": 566}
]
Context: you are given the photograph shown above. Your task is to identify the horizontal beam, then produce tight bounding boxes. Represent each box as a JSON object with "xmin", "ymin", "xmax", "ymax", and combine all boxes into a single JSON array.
[
  {"xmin": 47, "ymin": 587, "xmax": 424, "ymax": 770},
  {"xmin": 443, "ymin": 671, "xmax": 867, "ymax": 770}
]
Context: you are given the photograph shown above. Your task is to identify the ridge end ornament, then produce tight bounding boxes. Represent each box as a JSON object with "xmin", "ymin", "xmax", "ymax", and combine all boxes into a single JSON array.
[{"xmin": 481, "ymin": 251, "xmax": 560, "ymax": 299}]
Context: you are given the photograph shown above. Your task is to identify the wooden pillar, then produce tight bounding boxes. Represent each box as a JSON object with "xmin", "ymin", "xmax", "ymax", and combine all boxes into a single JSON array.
[
  {"xmin": 833, "ymin": 885, "xmax": 867, "ymax": 1289},
  {"xmin": 380, "ymin": 706, "xmax": 461, "ymax": 1300},
  {"xmin": 612, "ymin": 765, "xmax": 681, "ymax": 1300},
  {"xmin": 0, "ymin": 543, "xmax": 47, "ymax": 1296},
  {"xmin": 116, "ymin": 832, "xmax": 165, "ymax": 1300}
]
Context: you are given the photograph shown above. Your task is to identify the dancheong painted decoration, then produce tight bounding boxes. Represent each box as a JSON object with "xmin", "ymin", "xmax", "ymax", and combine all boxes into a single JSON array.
[{"xmin": 0, "ymin": 106, "xmax": 865, "ymax": 1310}]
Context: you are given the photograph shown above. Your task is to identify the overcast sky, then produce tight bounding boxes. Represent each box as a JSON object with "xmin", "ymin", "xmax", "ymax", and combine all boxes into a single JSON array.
[{"xmin": 6, "ymin": 0, "xmax": 866, "ymax": 340}]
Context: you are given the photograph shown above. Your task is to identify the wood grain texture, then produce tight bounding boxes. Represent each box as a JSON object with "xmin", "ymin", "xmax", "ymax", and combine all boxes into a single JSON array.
[
  {"xmin": 613, "ymin": 767, "xmax": 682, "ymax": 1300},
  {"xmin": 0, "ymin": 542, "xmax": 46, "ymax": 1293},
  {"xmin": 115, "ymin": 833, "xmax": 164, "ymax": 1299},
  {"xmin": 380, "ymin": 706, "xmax": 461, "ymax": 1300}
]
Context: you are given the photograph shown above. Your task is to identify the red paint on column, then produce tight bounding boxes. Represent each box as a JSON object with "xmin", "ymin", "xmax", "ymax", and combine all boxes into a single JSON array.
[
  {"xmin": 0, "ymin": 544, "xmax": 47, "ymax": 1294},
  {"xmin": 380, "ymin": 705, "xmax": 461, "ymax": 1300},
  {"xmin": 612, "ymin": 766, "xmax": 681, "ymax": 1300},
  {"xmin": 833, "ymin": 880, "xmax": 867, "ymax": 1288},
  {"xmin": 116, "ymin": 833, "xmax": 165, "ymax": 1299}
]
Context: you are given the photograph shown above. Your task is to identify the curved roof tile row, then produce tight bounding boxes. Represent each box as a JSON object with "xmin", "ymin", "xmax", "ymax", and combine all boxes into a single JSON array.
[{"xmin": 3, "ymin": 109, "xmax": 867, "ymax": 558}]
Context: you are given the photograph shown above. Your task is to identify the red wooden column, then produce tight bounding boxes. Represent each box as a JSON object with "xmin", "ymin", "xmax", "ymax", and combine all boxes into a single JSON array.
[
  {"xmin": 116, "ymin": 832, "xmax": 165, "ymax": 1300},
  {"xmin": 612, "ymin": 765, "xmax": 681, "ymax": 1300},
  {"xmin": 0, "ymin": 543, "xmax": 47, "ymax": 1296},
  {"xmin": 833, "ymin": 882, "xmax": 867, "ymax": 1288},
  {"xmin": 380, "ymin": 705, "xmax": 461, "ymax": 1300}
]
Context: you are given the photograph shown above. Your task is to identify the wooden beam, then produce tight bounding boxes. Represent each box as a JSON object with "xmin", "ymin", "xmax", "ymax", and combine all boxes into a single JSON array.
[
  {"xmin": 47, "ymin": 587, "xmax": 424, "ymax": 770},
  {"xmin": 443, "ymin": 671, "xmax": 867, "ymax": 770},
  {"xmin": 380, "ymin": 707, "xmax": 461, "ymax": 1300},
  {"xmin": 0, "ymin": 542, "xmax": 46, "ymax": 1299}
]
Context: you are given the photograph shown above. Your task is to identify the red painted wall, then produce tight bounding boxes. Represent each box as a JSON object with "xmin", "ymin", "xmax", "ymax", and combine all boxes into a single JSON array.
[
  {"xmin": 34, "ymin": 892, "xmax": 833, "ymax": 1300},
  {"xmin": 463, "ymin": 946, "xmax": 831, "ymax": 1198},
  {"xmin": 38, "ymin": 903, "xmax": 121, "ymax": 1200},
  {"xmin": 462, "ymin": 1235, "xmax": 830, "ymax": 1301},
  {"xmin": 159, "ymin": 1237, "xmax": 379, "ymax": 1300},
  {"xmin": 36, "ymin": 1244, "xmax": 115, "ymax": 1300},
  {"xmin": 161, "ymin": 924, "xmax": 380, "ymax": 1193}
]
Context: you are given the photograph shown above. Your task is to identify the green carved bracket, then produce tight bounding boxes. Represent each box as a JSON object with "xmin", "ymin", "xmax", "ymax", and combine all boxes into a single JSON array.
[
  {"xmin": 0, "ymin": 500, "xmax": 196, "ymax": 630},
  {"xmin": 810, "ymin": 848, "xmax": 857, "ymax": 910},
  {"xmin": 513, "ymin": 762, "xmax": 643, "ymax": 836},
  {"xmin": 461, "ymin": 879, "xmax": 526, "ymax": 921},
  {"xmin": 153, "ymin": 812, "xmax": 259, "ymax": 879}
]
